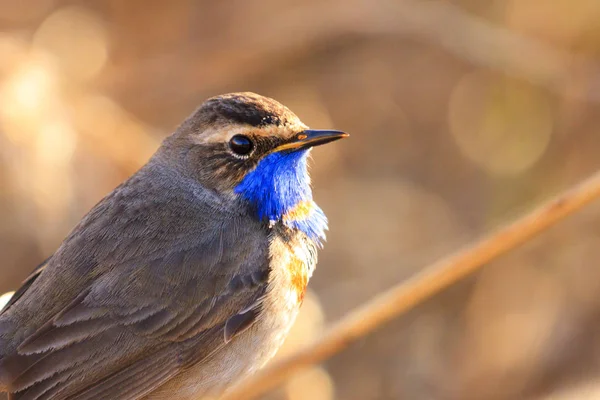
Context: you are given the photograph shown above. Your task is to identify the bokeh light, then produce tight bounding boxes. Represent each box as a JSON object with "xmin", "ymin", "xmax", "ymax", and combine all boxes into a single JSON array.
[
  {"xmin": 0, "ymin": 0, "xmax": 55, "ymax": 23},
  {"xmin": 505, "ymin": 0, "xmax": 600, "ymax": 46},
  {"xmin": 449, "ymin": 71, "xmax": 553, "ymax": 176},
  {"xmin": 32, "ymin": 6, "xmax": 108, "ymax": 81},
  {"xmin": 0, "ymin": 54, "xmax": 58, "ymax": 145},
  {"xmin": 71, "ymin": 94, "xmax": 159, "ymax": 169},
  {"xmin": 285, "ymin": 367, "xmax": 335, "ymax": 400}
]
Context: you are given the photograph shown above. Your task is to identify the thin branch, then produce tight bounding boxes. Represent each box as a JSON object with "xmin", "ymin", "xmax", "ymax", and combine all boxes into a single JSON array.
[{"xmin": 221, "ymin": 169, "xmax": 600, "ymax": 400}]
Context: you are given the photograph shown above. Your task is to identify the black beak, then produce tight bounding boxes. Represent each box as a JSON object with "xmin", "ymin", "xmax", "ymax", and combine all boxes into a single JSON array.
[{"xmin": 273, "ymin": 130, "xmax": 349, "ymax": 152}]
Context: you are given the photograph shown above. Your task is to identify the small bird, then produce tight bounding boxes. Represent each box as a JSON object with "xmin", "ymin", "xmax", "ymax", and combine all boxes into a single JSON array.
[{"xmin": 0, "ymin": 92, "xmax": 348, "ymax": 400}]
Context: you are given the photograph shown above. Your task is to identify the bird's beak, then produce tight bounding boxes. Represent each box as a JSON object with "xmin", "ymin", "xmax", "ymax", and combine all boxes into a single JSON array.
[{"xmin": 273, "ymin": 130, "xmax": 349, "ymax": 153}]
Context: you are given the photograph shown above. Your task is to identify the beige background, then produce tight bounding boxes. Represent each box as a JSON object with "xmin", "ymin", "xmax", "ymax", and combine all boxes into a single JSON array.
[{"xmin": 2, "ymin": 1, "xmax": 600, "ymax": 399}]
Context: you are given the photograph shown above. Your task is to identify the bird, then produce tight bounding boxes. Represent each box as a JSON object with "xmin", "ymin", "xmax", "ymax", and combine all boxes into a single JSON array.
[{"xmin": 0, "ymin": 92, "xmax": 348, "ymax": 400}]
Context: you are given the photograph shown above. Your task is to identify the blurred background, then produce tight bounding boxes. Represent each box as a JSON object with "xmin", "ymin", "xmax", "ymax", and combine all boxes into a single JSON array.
[{"xmin": 1, "ymin": 0, "xmax": 600, "ymax": 399}]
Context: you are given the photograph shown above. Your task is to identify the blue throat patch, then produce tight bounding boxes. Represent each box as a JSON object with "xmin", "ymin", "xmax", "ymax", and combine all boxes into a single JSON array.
[{"xmin": 234, "ymin": 150, "xmax": 328, "ymax": 243}]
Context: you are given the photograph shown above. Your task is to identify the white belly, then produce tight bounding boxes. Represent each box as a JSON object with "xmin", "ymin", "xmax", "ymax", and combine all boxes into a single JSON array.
[{"xmin": 145, "ymin": 232, "xmax": 316, "ymax": 400}]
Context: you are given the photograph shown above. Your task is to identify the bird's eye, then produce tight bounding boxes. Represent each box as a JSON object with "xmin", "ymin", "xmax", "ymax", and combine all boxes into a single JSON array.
[{"xmin": 229, "ymin": 135, "xmax": 254, "ymax": 156}]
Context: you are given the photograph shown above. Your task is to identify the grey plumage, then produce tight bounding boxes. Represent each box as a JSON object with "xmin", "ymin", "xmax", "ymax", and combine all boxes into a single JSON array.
[
  {"xmin": 0, "ymin": 92, "xmax": 347, "ymax": 400},
  {"xmin": 1, "ymin": 157, "xmax": 269, "ymax": 399}
]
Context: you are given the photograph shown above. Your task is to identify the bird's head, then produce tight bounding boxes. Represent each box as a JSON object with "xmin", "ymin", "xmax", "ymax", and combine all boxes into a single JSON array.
[{"xmin": 163, "ymin": 92, "xmax": 348, "ymax": 242}]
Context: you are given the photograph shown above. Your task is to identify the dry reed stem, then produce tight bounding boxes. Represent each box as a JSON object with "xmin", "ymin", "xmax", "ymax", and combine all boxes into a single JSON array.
[{"xmin": 222, "ymin": 169, "xmax": 600, "ymax": 400}]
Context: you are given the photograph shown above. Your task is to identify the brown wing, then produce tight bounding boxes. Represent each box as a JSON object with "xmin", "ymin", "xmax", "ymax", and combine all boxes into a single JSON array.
[
  {"xmin": 1, "ymin": 204, "xmax": 271, "ymax": 400},
  {"xmin": 1, "ymin": 258, "xmax": 50, "ymax": 316},
  {"xmin": 0, "ymin": 161, "xmax": 275, "ymax": 400},
  {"xmin": 3, "ymin": 243, "xmax": 270, "ymax": 400}
]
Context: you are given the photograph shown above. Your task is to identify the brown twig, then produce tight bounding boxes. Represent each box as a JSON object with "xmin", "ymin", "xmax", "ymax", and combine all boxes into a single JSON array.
[{"xmin": 221, "ymin": 169, "xmax": 600, "ymax": 400}]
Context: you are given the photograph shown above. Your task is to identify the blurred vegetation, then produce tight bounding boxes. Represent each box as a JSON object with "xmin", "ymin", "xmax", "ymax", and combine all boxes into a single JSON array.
[{"xmin": 2, "ymin": 0, "xmax": 600, "ymax": 399}]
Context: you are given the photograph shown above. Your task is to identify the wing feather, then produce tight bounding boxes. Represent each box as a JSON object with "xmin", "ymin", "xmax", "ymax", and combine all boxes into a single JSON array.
[
  {"xmin": 1, "ymin": 166, "xmax": 272, "ymax": 400},
  {"xmin": 1, "ymin": 259, "xmax": 50, "ymax": 316},
  {"xmin": 5, "ymin": 247, "xmax": 269, "ymax": 399}
]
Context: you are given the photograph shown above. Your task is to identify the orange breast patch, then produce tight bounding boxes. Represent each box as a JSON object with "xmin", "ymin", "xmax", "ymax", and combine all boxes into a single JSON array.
[
  {"xmin": 283, "ymin": 200, "xmax": 315, "ymax": 222},
  {"xmin": 287, "ymin": 255, "xmax": 309, "ymax": 303}
]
